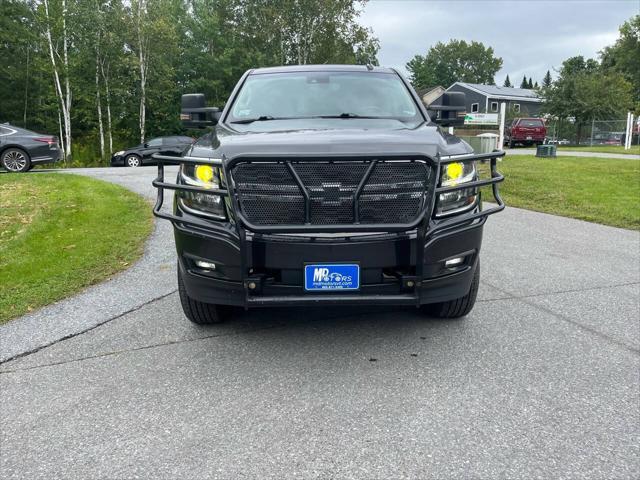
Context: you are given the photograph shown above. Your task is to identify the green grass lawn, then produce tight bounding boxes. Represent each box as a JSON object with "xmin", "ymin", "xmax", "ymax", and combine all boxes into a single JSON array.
[
  {"xmin": 0, "ymin": 173, "xmax": 153, "ymax": 323},
  {"xmin": 483, "ymin": 155, "xmax": 640, "ymax": 230},
  {"xmin": 557, "ymin": 145, "xmax": 640, "ymax": 155}
]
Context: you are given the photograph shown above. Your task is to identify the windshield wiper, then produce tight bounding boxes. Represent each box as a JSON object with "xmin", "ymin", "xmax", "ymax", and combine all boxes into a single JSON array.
[
  {"xmin": 316, "ymin": 113, "xmax": 382, "ymax": 119},
  {"xmin": 229, "ymin": 115, "xmax": 282, "ymax": 124},
  {"xmin": 230, "ymin": 113, "xmax": 386, "ymax": 124}
]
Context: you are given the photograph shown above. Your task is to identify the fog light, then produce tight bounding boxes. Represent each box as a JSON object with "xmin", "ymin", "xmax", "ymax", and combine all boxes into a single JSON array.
[
  {"xmin": 248, "ymin": 281, "xmax": 257, "ymax": 290},
  {"xmin": 445, "ymin": 257, "xmax": 464, "ymax": 268},
  {"xmin": 195, "ymin": 260, "xmax": 216, "ymax": 270}
]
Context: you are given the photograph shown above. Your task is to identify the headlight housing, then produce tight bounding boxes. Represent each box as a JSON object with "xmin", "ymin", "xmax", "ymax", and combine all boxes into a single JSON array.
[
  {"xmin": 178, "ymin": 163, "xmax": 226, "ymax": 219},
  {"xmin": 114, "ymin": 150, "xmax": 125, "ymax": 156},
  {"xmin": 435, "ymin": 161, "xmax": 478, "ymax": 217}
]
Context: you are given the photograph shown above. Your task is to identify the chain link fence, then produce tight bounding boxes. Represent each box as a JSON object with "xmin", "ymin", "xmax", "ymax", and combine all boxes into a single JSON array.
[{"xmin": 545, "ymin": 118, "xmax": 638, "ymax": 146}]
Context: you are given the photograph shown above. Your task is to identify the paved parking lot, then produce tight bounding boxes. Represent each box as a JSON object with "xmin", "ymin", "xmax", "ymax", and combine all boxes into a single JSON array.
[{"xmin": 1, "ymin": 167, "xmax": 639, "ymax": 479}]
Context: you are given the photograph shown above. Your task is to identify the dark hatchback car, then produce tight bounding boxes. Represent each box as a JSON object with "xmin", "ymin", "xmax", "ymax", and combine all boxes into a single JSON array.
[
  {"xmin": 0, "ymin": 123, "xmax": 61, "ymax": 172},
  {"xmin": 111, "ymin": 136, "xmax": 194, "ymax": 167},
  {"xmin": 153, "ymin": 65, "xmax": 505, "ymax": 324}
]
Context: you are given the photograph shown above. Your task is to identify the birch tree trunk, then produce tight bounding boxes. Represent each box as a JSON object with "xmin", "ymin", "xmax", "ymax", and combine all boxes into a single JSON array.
[
  {"xmin": 101, "ymin": 61, "xmax": 113, "ymax": 154},
  {"xmin": 43, "ymin": 0, "xmax": 71, "ymax": 160},
  {"xmin": 135, "ymin": 0, "xmax": 147, "ymax": 143},
  {"xmin": 95, "ymin": 46, "xmax": 105, "ymax": 161},
  {"xmin": 57, "ymin": 109, "xmax": 65, "ymax": 165},
  {"xmin": 23, "ymin": 48, "xmax": 29, "ymax": 127},
  {"xmin": 62, "ymin": 0, "xmax": 72, "ymax": 158}
]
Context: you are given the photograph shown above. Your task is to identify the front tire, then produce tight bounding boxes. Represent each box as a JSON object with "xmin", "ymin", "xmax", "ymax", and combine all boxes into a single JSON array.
[
  {"xmin": 178, "ymin": 266, "xmax": 226, "ymax": 324},
  {"xmin": 422, "ymin": 261, "xmax": 480, "ymax": 319},
  {"xmin": 1, "ymin": 148, "xmax": 31, "ymax": 173},
  {"xmin": 125, "ymin": 154, "xmax": 141, "ymax": 167}
]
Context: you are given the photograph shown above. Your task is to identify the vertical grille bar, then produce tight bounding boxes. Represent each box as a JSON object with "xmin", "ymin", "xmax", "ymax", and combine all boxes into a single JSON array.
[
  {"xmin": 286, "ymin": 162, "xmax": 310, "ymax": 224},
  {"xmin": 353, "ymin": 160, "xmax": 377, "ymax": 224}
]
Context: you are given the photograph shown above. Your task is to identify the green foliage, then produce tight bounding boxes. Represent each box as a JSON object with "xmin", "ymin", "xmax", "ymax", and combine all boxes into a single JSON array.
[
  {"xmin": 520, "ymin": 75, "xmax": 528, "ymax": 89},
  {"xmin": 503, "ymin": 75, "xmax": 512, "ymax": 87},
  {"xmin": 600, "ymin": 15, "xmax": 640, "ymax": 110},
  {"xmin": 406, "ymin": 39, "xmax": 502, "ymax": 89},
  {"xmin": 0, "ymin": 173, "xmax": 153, "ymax": 322},
  {"xmin": 541, "ymin": 55, "xmax": 633, "ymax": 142},
  {"xmin": 0, "ymin": 0, "xmax": 379, "ymax": 166},
  {"xmin": 542, "ymin": 70, "xmax": 552, "ymax": 88},
  {"xmin": 0, "ymin": 0, "xmax": 57, "ymax": 132}
]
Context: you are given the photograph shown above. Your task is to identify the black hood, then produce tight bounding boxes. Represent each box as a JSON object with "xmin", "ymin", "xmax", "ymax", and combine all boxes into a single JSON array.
[{"xmin": 187, "ymin": 122, "xmax": 473, "ymax": 161}]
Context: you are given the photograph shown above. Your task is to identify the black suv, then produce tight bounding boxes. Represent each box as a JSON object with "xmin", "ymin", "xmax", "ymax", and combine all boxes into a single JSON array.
[
  {"xmin": 153, "ymin": 65, "xmax": 504, "ymax": 323},
  {"xmin": 111, "ymin": 136, "xmax": 194, "ymax": 167}
]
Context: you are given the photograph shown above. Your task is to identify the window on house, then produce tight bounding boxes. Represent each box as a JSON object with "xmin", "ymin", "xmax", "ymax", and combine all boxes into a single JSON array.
[
  {"xmin": 471, "ymin": 103, "xmax": 479, "ymax": 113},
  {"xmin": 513, "ymin": 103, "xmax": 521, "ymax": 113},
  {"xmin": 491, "ymin": 102, "xmax": 499, "ymax": 112}
]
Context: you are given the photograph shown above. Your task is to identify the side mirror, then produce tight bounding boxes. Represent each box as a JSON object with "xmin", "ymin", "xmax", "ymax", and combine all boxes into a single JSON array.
[
  {"xmin": 428, "ymin": 92, "xmax": 467, "ymax": 127},
  {"xmin": 180, "ymin": 93, "xmax": 221, "ymax": 128}
]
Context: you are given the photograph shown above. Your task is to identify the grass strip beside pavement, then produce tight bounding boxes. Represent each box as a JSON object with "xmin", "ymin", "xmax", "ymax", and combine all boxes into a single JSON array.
[
  {"xmin": 481, "ymin": 155, "xmax": 640, "ymax": 230},
  {"xmin": 557, "ymin": 145, "xmax": 640, "ymax": 155},
  {"xmin": 0, "ymin": 173, "xmax": 153, "ymax": 323}
]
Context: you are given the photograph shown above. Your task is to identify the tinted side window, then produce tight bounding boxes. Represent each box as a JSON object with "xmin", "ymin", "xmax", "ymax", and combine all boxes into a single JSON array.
[
  {"xmin": 164, "ymin": 137, "xmax": 190, "ymax": 145},
  {"xmin": 147, "ymin": 138, "xmax": 162, "ymax": 147}
]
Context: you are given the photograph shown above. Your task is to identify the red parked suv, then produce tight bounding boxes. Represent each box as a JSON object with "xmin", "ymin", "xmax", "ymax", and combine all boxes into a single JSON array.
[{"xmin": 504, "ymin": 118, "xmax": 546, "ymax": 148}]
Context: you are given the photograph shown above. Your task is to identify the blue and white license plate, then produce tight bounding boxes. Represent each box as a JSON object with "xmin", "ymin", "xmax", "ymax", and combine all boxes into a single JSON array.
[{"xmin": 304, "ymin": 264, "xmax": 360, "ymax": 291}]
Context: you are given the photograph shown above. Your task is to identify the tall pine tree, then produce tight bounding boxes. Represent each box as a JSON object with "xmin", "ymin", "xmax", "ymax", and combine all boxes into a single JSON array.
[
  {"xmin": 503, "ymin": 75, "xmax": 512, "ymax": 87},
  {"xmin": 528, "ymin": 77, "xmax": 533, "ymax": 88},
  {"xmin": 520, "ymin": 75, "xmax": 528, "ymax": 89},
  {"xmin": 542, "ymin": 70, "xmax": 552, "ymax": 88}
]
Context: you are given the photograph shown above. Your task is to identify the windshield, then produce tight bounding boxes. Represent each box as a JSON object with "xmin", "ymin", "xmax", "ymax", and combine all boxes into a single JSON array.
[{"xmin": 227, "ymin": 71, "xmax": 423, "ymax": 127}]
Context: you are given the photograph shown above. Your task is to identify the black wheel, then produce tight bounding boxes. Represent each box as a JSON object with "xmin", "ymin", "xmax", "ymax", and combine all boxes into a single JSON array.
[
  {"xmin": 1, "ymin": 148, "xmax": 31, "ymax": 172},
  {"xmin": 177, "ymin": 266, "xmax": 225, "ymax": 324},
  {"xmin": 125, "ymin": 154, "xmax": 141, "ymax": 167},
  {"xmin": 422, "ymin": 261, "xmax": 480, "ymax": 319}
]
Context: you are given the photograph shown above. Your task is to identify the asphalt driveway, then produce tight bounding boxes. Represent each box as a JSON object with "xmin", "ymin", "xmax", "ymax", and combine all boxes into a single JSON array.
[{"xmin": 1, "ymin": 167, "xmax": 639, "ymax": 479}]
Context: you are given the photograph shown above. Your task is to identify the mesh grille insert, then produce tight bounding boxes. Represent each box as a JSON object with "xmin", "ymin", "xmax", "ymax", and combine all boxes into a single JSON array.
[{"xmin": 231, "ymin": 159, "xmax": 432, "ymax": 226}]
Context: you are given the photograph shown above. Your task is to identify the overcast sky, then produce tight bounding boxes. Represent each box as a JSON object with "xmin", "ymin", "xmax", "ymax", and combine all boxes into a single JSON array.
[{"xmin": 359, "ymin": 0, "xmax": 638, "ymax": 85}]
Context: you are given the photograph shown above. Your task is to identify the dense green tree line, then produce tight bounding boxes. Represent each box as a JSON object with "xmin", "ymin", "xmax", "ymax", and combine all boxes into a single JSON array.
[{"xmin": 0, "ymin": 0, "xmax": 379, "ymax": 164}]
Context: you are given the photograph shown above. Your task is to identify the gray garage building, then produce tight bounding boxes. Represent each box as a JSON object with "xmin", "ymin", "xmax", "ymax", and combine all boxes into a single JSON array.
[{"xmin": 446, "ymin": 82, "xmax": 543, "ymax": 117}]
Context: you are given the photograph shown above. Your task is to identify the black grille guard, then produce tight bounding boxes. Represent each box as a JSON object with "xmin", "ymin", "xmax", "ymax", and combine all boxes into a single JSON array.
[
  {"xmin": 152, "ymin": 150, "xmax": 504, "ymax": 305},
  {"xmin": 152, "ymin": 150, "xmax": 505, "ymax": 238}
]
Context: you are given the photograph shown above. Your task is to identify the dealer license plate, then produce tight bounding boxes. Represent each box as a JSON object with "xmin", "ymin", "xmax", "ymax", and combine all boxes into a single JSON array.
[{"xmin": 304, "ymin": 264, "xmax": 360, "ymax": 291}]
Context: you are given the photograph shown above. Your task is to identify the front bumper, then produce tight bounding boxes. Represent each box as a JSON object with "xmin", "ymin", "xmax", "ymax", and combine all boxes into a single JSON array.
[
  {"xmin": 153, "ymin": 151, "xmax": 504, "ymax": 308},
  {"xmin": 110, "ymin": 154, "xmax": 125, "ymax": 166},
  {"xmin": 175, "ymin": 219, "xmax": 483, "ymax": 307}
]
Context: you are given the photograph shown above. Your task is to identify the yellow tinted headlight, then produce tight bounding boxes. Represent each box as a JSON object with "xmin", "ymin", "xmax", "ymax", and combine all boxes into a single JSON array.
[
  {"xmin": 181, "ymin": 163, "xmax": 220, "ymax": 189},
  {"xmin": 444, "ymin": 162, "xmax": 464, "ymax": 184},
  {"xmin": 179, "ymin": 162, "xmax": 225, "ymax": 219},
  {"xmin": 195, "ymin": 165, "xmax": 214, "ymax": 183},
  {"xmin": 441, "ymin": 161, "xmax": 476, "ymax": 187}
]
